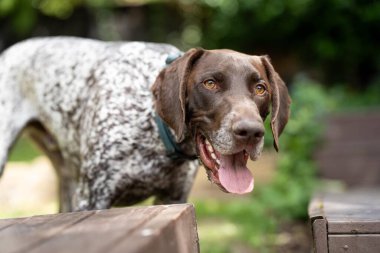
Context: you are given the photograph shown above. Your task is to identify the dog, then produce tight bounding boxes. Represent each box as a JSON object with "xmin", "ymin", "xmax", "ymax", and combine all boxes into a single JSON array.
[{"xmin": 0, "ymin": 37, "xmax": 290, "ymax": 212}]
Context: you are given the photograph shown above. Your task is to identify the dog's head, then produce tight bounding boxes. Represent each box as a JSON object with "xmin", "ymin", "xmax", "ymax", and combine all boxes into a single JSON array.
[{"xmin": 152, "ymin": 48, "xmax": 291, "ymax": 194}]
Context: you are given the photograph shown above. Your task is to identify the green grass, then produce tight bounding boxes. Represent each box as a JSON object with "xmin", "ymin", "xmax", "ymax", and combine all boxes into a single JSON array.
[
  {"xmin": 195, "ymin": 198, "xmax": 278, "ymax": 252},
  {"xmin": 8, "ymin": 136, "xmax": 42, "ymax": 162}
]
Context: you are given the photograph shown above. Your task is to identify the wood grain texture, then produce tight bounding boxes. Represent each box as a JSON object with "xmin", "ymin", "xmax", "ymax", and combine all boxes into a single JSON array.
[
  {"xmin": 310, "ymin": 111, "xmax": 380, "ymax": 252},
  {"xmin": 0, "ymin": 217, "xmax": 25, "ymax": 231},
  {"xmin": 322, "ymin": 189, "xmax": 380, "ymax": 234},
  {"xmin": 309, "ymin": 189, "xmax": 380, "ymax": 252},
  {"xmin": 0, "ymin": 204, "xmax": 198, "ymax": 253},
  {"xmin": 311, "ymin": 218, "xmax": 328, "ymax": 253},
  {"xmin": 0, "ymin": 211, "xmax": 94, "ymax": 253},
  {"xmin": 329, "ymin": 234, "xmax": 380, "ymax": 253}
]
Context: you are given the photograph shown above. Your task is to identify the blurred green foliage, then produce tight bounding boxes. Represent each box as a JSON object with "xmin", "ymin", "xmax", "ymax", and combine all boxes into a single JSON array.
[
  {"xmin": 1, "ymin": 0, "xmax": 379, "ymax": 87},
  {"xmin": 331, "ymin": 80, "xmax": 380, "ymax": 110},
  {"xmin": 174, "ymin": 0, "xmax": 380, "ymax": 87},
  {"xmin": 260, "ymin": 78, "xmax": 332, "ymax": 219}
]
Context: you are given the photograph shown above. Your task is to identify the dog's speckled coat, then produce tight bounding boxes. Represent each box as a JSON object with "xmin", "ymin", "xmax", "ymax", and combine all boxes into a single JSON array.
[{"xmin": 0, "ymin": 37, "xmax": 198, "ymax": 211}]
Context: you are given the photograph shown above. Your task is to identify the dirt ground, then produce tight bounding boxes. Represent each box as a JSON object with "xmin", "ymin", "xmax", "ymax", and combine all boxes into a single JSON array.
[{"xmin": 0, "ymin": 153, "xmax": 312, "ymax": 252}]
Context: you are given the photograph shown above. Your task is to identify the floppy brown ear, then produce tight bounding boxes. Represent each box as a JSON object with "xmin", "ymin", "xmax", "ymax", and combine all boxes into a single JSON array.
[
  {"xmin": 152, "ymin": 48, "xmax": 204, "ymax": 142},
  {"xmin": 261, "ymin": 55, "xmax": 291, "ymax": 151}
]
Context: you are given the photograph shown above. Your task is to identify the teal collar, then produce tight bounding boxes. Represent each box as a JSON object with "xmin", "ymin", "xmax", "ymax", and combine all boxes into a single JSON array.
[
  {"xmin": 165, "ymin": 52, "xmax": 184, "ymax": 65},
  {"xmin": 154, "ymin": 114, "xmax": 197, "ymax": 160},
  {"xmin": 154, "ymin": 52, "xmax": 197, "ymax": 161}
]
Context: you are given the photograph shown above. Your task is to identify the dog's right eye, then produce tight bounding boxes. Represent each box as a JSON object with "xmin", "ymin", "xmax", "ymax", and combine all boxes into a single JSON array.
[{"xmin": 203, "ymin": 79, "xmax": 218, "ymax": 90}]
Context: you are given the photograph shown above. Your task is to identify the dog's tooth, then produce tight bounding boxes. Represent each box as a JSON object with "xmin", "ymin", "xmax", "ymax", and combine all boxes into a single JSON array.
[
  {"xmin": 207, "ymin": 145, "xmax": 213, "ymax": 152},
  {"xmin": 216, "ymin": 159, "xmax": 220, "ymax": 165},
  {"xmin": 211, "ymin": 153, "xmax": 217, "ymax": 160}
]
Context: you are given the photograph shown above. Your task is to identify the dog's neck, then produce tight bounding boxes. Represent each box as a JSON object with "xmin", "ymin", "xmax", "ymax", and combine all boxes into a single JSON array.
[{"xmin": 154, "ymin": 114, "xmax": 197, "ymax": 161}]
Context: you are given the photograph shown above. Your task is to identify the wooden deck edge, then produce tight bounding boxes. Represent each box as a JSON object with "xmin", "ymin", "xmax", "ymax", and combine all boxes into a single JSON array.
[
  {"xmin": 309, "ymin": 194, "xmax": 328, "ymax": 253},
  {"xmin": 311, "ymin": 218, "xmax": 328, "ymax": 253},
  {"xmin": 110, "ymin": 204, "xmax": 199, "ymax": 253},
  {"xmin": 308, "ymin": 194, "xmax": 325, "ymax": 221}
]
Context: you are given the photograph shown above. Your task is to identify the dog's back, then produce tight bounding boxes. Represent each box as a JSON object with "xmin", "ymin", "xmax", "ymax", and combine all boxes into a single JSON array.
[{"xmin": 0, "ymin": 38, "xmax": 197, "ymax": 210}]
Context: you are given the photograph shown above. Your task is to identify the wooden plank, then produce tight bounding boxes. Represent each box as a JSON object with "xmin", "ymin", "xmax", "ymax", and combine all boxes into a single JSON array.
[
  {"xmin": 109, "ymin": 204, "xmax": 199, "ymax": 253},
  {"xmin": 173, "ymin": 205, "xmax": 199, "ymax": 253},
  {"xmin": 0, "ymin": 211, "xmax": 94, "ymax": 253},
  {"xmin": 0, "ymin": 205, "xmax": 198, "ymax": 253},
  {"xmin": 27, "ymin": 206, "xmax": 167, "ymax": 253},
  {"xmin": 20, "ymin": 204, "xmax": 198, "ymax": 253},
  {"xmin": 308, "ymin": 195, "xmax": 324, "ymax": 219},
  {"xmin": 310, "ymin": 111, "xmax": 380, "ymax": 251},
  {"xmin": 311, "ymin": 218, "xmax": 328, "ymax": 253},
  {"xmin": 328, "ymin": 220, "xmax": 380, "ymax": 234},
  {"xmin": 0, "ymin": 217, "xmax": 25, "ymax": 231},
  {"xmin": 309, "ymin": 195, "xmax": 328, "ymax": 253},
  {"xmin": 319, "ymin": 189, "xmax": 380, "ymax": 234},
  {"xmin": 329, "ymin": 234, "xmax": 380, "ymax": 253}
]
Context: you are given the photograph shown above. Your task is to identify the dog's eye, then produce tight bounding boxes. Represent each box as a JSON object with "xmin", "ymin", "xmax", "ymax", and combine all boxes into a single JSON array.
[
  {"xmin": 203, "ymin": 79, "xmax": 218, "ymax": 90},
  {"xmin": 254, "ymin": 84, "xmax": 266, "ymax": 95}
]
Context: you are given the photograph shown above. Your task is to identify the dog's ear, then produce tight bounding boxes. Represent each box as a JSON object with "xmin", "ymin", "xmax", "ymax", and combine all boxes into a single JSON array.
[
  {"xmin": 152, "ymin": 48, "xmax": 204, "ymax": 142},
  {"xmin": 261, "ymin": 55, "xmax": 291, "ymax": 151}
]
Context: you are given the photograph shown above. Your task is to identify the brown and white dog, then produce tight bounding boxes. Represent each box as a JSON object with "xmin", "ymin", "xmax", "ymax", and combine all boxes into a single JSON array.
[{"xmin": 0, "ymin": 37, "xmax": 290, "ymax": 211}]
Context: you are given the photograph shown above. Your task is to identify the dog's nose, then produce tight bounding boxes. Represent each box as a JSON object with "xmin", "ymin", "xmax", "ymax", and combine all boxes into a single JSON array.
[{"xmin": 232, "ymin": 120, "xmax": 264, "ymax": 142}]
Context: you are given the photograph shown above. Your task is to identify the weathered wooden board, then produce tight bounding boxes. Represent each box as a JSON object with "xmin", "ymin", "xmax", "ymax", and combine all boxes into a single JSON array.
[
  {"xmin": 311, "ymin": 111, "xmax": 380, "ymax": 252},
  {"xmin": 329, "ymin": 234, "xmax": 380, "ymax": 253},
  {"xmin": 109, "ymin": 204, "xmax": 199, "ymax": 253},
  {"xmin": 310, "ymin": 218, "xmax": 328, "ymax": 253},
  {"xmin": 0, "ymin": 211, "xmax": 95, "ymax": 253},
  {"xmin": 0, "ymin": 204, "xmax": 199, "ymax": 253},
  {"xmin": 0, "ymin": 217, "xmax": 25, "ymax": 231},
  {"xmin": 320, "ymin": 189, "xmax": 380, "ymax": 234},
  {"xmin": 309, "ymin": 189, "xmax": 380, "ymax": 253}
]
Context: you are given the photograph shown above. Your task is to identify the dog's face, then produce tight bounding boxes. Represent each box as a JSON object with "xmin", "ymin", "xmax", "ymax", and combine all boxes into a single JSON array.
[{"xmin": 152, "ymin": 49, "xmax": 291, "ymax": 194}]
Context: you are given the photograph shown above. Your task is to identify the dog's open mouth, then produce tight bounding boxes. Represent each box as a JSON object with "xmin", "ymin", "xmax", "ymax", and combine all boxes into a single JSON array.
[{"xmin": 196, "ymin": 134, "xmax": 254, "ymax": 194}]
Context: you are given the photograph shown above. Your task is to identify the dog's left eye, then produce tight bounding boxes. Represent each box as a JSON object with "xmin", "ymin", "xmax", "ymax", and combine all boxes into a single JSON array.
[
  {"xmin": 254, "ymin": 84, "xmax": 266, "ymax": 95},
  {"xmin": 203, "ymin": 79, "xmax": 218, "ymax": 90}
]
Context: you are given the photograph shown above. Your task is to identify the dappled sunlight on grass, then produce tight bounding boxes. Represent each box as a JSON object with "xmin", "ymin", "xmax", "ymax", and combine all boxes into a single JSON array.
[
  {"xmin": 0, "ymin": 156, "xmax": 58, "ymax": 219},
  {"xmin": 0, "ymin": 202, "xmax": 58, "ymax": 219},
  {"xmin": 198, "ymin": 218, "xmax": 241, "ymax": 253}
]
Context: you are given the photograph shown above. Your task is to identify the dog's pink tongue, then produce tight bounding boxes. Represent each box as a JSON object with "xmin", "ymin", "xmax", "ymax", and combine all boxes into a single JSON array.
[{"xmin": 218, "ymin": 152, "xmax": 254, "ymax": 194}]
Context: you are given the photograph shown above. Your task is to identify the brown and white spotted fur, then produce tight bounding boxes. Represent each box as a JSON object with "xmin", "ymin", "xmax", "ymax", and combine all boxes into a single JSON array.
[{"xmin": 0, "ymin": 37, "xmax": 290, "ymax": 212}]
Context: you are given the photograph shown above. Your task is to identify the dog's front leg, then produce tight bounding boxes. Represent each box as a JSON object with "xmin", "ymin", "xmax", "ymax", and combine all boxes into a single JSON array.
[{"xmin": 72, "ymin": 172, "xmax": 114, "ymax": 211}]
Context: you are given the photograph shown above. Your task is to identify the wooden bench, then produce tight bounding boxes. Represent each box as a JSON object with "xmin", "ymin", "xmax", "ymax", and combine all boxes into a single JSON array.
[
  {"xmin": 309, "ymin": 188, "xmax": 380, "ymax": 253},
  {"xmin": 0, "ymin": 204, "xmax": 199, "ymax": 253},
  {"xmin": 309, "ymin": 111, "xmax": 380, "ymax": 253}
]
